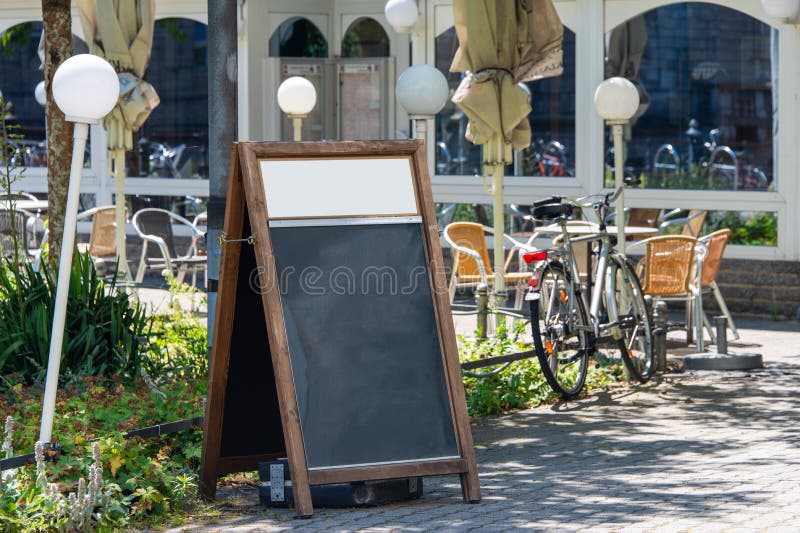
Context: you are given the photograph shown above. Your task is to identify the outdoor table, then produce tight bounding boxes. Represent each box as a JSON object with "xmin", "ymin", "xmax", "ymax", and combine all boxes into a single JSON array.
[
  {"xmin": 1, "ymin": 200, "xmax": 49, "ymax": 213},
  {"xmin": 535, "ymin": 221, "xmax": 658, "ymax": 237}
]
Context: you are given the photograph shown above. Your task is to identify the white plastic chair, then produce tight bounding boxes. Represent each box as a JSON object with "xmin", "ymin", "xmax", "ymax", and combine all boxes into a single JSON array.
[{"xmin": 132, "ymin": 208, "xmax": 205, "ymax": 285}]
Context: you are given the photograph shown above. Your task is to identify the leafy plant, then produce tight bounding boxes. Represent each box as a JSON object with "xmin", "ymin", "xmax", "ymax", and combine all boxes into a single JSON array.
[
  {"xmin": 0, "ymin": 254, "xmax": 152, "ymax": 385},
  {"xmin": 0, "ymin": 375, "xmax": 206, "ymax": 528},
  {"xmin": 144, "ymin": 274, "xmax": 208, "ymax": 382},
  {"xmin": 705, "ymin": 210, "xmax": 777, "ymax": 246},
  {"xmin": 458, "ymin": 321, "xmax": 625, "ymax": 417}
]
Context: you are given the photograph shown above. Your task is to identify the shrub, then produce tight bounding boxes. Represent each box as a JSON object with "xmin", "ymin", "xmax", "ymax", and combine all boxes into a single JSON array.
[
  {"xmin": 459, "ymin": 321, "xmax": 625, "ymax": 417},
  {"xmin": 0, "ymin": 254, "xmax": 151, "ymax": 385}
]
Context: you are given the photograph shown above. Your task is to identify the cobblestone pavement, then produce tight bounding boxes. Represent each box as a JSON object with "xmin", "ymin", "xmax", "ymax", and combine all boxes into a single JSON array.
[{"xmin": 166, "ymin": 317, "xmax": 800, "ymax": 532}]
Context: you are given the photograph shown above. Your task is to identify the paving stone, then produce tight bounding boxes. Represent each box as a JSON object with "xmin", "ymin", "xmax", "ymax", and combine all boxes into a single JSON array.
[{"xmin": 163, "ymin": 317, "xmax": 800, "ymax": 532}]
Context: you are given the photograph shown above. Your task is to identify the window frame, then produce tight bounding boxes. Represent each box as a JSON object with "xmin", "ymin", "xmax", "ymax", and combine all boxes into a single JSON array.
[{"xmin": 424, "ymin": 0, "xmax": 797, "ymax": 261}]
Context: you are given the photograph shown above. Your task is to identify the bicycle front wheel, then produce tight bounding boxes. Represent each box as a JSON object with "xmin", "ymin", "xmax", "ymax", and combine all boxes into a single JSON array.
[
  {"xmin": 530, "ymin": 261, "xmax": 591, "ymax": 398},
  {"xmin": 608, "ymin": 257, "xmax": 654, "ymax": 382}
]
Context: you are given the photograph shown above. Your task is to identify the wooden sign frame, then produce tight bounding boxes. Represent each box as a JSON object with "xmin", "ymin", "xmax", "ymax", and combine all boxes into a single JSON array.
[{"xmin": 200, "ymin": 141, "xmax": 480, "ymax": 517}]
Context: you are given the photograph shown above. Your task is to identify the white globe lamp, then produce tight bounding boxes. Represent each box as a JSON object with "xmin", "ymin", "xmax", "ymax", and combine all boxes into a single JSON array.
[
  {"xmin": 594, "ymin": 77, "xmax": 640, "ymax": 254},
  {"xmin": 52, "ymin": 54, "xmax": 119, "ymax": 123},
  {"xmin": 396, "ymin": 65, "xmax": 449, "ymax": 117},
  {"xmin": 277, "ymin": 76, "xmax": 317, "ymax": 141},
  {"xmin": 39, "ymin": 53, "xmax": 120, "ymax": 446},
  {"xmin": 761, "ymin": 0, "xmax": 800, "ymax": 20},
  {"xmin": 396, "ymin": 65, "xmax": 448, "ymax": 142},
  {"xmin": 34, "ymin": 81, "xmax": 46, "ymax": 107},
  {"xmin": 594, "ymin": 77, "xmax": 640, "ymax": 123},
  {"xmin": 385, "ymin": 0, "xmax": 419, "ymax": 33}
]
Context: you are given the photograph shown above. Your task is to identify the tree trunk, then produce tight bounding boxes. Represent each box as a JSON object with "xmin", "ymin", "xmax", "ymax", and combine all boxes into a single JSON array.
[{"xmin": 42, "ymin": 0, "xmax": 73, "ymax": 268}]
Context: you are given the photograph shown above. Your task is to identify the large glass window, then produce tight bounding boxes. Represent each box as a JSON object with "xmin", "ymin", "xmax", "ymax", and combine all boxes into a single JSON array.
[
  {"xmin": 130, "ymin": 18, "xmax": 208, "ymax": 180},
  {"xmin": 434, "ymin": 26, "xmax": 576, "ymax": 177},
  {"xmin": 607, "ymin": 3, "xmax": 775, "ymax": 192},
  {"xmin": 0, "ymin": 22, "xmax": 88, "ymax": 168}
]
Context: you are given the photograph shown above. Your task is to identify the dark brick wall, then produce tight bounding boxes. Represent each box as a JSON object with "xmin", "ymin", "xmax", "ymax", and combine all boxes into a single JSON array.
[{"xmin": 715, "ymin": 258, "xmax": 800, "ymax": 319}]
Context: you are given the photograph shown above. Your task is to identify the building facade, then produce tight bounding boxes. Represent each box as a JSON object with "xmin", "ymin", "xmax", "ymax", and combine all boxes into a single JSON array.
[{"xmin": 1, "ymin": 0, "xmax": 798, "ymax": 264}]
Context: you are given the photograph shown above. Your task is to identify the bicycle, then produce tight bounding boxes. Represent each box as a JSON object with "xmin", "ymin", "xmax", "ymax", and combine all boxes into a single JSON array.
[
  {"xmin": 518, "ymin": 138, "xmax": 574, "ymax": 177},
  {"xmin": 651, "ymin": 124, "xmax": 770, "ymax": 191},
  {"xmin": 523, "ymin": 188, "xmax": 654, "ymax": 397}
]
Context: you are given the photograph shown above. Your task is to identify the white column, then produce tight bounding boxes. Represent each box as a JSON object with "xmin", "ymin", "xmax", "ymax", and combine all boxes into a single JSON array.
[
  {"xmin": 777, "ymin": 23, "xmax": 800, "ymax": 260},
  {"xmin": 575, "ymin": 0, "xmax": 606, "ymax": 196}
]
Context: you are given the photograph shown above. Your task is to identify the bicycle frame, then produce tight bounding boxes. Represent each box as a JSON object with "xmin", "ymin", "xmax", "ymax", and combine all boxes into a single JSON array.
[{"xmin": 550, "ymin": 221, "xmax": 627, "ymax": 342}]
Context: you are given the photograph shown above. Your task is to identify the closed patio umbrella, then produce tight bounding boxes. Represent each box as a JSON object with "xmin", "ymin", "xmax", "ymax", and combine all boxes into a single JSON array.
[
  {"xmin": 605, "ymin": 15, "xmax": 650, "ymax": 124},
  {"xmin": 78, "ymin": 0, "xmax": 159, "ymax": 279},
  {"xmin": 451, "ymin": 0, "xmax": 563, "ymax": 296}
]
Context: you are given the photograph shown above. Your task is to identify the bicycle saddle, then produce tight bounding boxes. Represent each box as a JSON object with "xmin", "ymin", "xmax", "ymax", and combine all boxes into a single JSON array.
[{"xmin": 532, "ymin": 202, "xmax": 573, "ymax": 221}]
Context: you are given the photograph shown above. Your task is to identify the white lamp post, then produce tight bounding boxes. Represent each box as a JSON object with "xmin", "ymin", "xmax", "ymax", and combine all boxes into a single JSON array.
[
  {"xmin": 39, "ymin": 54, "xmax": 119, "ymax": 444},
  {"xmin": 594, "ymin": 77, "xmax": 640, "ymax": 254},
  {"xmin": 395, "ymin": 65, "xmax": 449, "ymax": 143},
  {"xmin": 277, "ymin": 76, "xmax": 317, "ymax": 142},
  {"xmin": 761, "ymin": 0, "xmax": 800, "ymax": 21},
  {"xmin": 384, "ymin": 0, "xmax": 419, "ymax": 33}
]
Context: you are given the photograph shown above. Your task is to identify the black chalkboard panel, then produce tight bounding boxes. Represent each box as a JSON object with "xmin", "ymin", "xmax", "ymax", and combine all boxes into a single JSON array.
[
  {"xmin": 220, "ymin": 214, "xmax": 285, "ymax": 458},
  {"xmin": 270, "ymin": 222, "xmax": 459, "ymax": 469}
]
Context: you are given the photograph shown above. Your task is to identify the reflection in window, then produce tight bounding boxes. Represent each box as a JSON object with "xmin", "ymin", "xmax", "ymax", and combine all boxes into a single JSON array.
[
  {"xmin": 130, "ymin": 18, "xmax": 208, "ymax": 179},
  {"xmin": 126, "ymin": 194, "xmax": 206, "ymax": 222},
  {"xmin": 434, "ymin": 27, "xmax": 576, "ymax": 177},
  {"xmin": 608, "ymin": 3, "xmax": 775, "ymax": 192},
  {"xmin": 269, "ymin": 17, "xmax": 328, "ymax": 58},
  {"xmin": 342, "ymin": 18, "xmax": 389, "ymax": 57},
  {"xmin": 651, "ymin": 208, "xmax": 776, "ymax": 246},
  {"xmin": 0, "ymin": 22, "xmax": 88, "ymax": 168}
]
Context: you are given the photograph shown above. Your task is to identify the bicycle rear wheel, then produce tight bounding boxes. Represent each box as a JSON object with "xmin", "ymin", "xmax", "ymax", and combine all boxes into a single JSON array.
[
  {"xmin": 608, "ymin": 257, "xmax": 654, "ymax": 382},
  {"xmin": 530, "ymin": 261, "xmax": 591, "ymax": 398}
]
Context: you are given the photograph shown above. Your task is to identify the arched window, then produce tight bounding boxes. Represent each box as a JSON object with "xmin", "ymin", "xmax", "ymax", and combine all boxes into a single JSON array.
[
  {"xmin": 0, "ymin": 22, "xmax": 88, "ymax": 167},
  {"xmin": 608, "ymin": 3, "xmax": 775, "ymax": 192},
  {"xmin": 433, "ymin": 25, "xmax": 577, "ymax": 178},
  {"xmin": 269, "ymin": 17, "xmax": 328, "ymax": 58},
  {"xmin": 342, "ymin": 18, "xmax": 389, "ymax": 57}
]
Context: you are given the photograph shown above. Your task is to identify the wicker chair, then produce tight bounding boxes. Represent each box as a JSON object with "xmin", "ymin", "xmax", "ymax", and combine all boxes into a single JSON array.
[
  {"xmin": 132, "ymin": 208, "xmax": 205, "ymax": 284},
  {"xmin": 631, "ymin": 235, "xmax": 706, "ymax": 344},
  {"xmin": 443, "ymin": 222, "xmax": 536, "ymax": 308},
  {"xmin": 550, "ymin": 221, "xmax": 599, "ymax": 283},
  {"xmin": 698, "ymin": 229, "xmax": 739, "ymax": 341},
  {"xmin": 75, "ymin": 206, "xmax": 126, "ymax": 275},
  {"xmin": 0, "ymin": 208, "xmax": 33, "ymax": 258}
]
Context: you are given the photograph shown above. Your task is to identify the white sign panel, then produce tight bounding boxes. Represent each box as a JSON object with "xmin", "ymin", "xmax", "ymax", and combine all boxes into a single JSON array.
[{"xmin": 260, "ymin": 157, "xmax": 418, "ymax": 219}]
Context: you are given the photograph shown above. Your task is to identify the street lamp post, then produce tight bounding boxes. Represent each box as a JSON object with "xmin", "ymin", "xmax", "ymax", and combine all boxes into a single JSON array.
[
  {"xmin": 39, "ymin": 54, "xmax": 119, "ymax": 445},
  {"xmin": 277, "ymin": 77, "xmax": 317, "ymax": 142},
  {"xmin": 395, "ymin": 64, "xmax": 449, "ymax": 144},
  {"xmin": 593, "ymin": 77, "xmax": 640, "ymax": 254}
]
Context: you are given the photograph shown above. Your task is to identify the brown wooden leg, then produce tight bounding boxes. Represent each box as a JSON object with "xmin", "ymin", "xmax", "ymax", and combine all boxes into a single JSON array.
[{"xmin": 460, "ymin": 469, "xmax": 482, "ymax": 503}]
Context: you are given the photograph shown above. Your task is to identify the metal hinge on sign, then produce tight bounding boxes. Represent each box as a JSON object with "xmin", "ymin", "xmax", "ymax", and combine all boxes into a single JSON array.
[
  {"xmin": 270, "ymin": 463, "xmax": 285, "ymax": 502},
  {"xmin": 218, "ymin": 232, "xmax": 256, "ymax": 246}
]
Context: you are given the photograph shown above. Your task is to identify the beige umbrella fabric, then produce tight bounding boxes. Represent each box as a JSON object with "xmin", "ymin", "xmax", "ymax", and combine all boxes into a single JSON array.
[
  {"xmin": 450, "ymin": 0, "xmax": 563, "ymax": 294},
  {"xmin": 605, "ymin": 15, "xmax": 650, "ymax": 124},
  {"xmin": 78, "ymin": 0, "xmax": 159, "ymax": 279}
]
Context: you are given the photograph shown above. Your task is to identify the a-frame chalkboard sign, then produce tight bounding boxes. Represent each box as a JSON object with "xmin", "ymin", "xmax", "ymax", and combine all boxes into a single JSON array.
[{"xmin": 200, "ymin": 141, "xmax": 480, "ymax": 517}]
